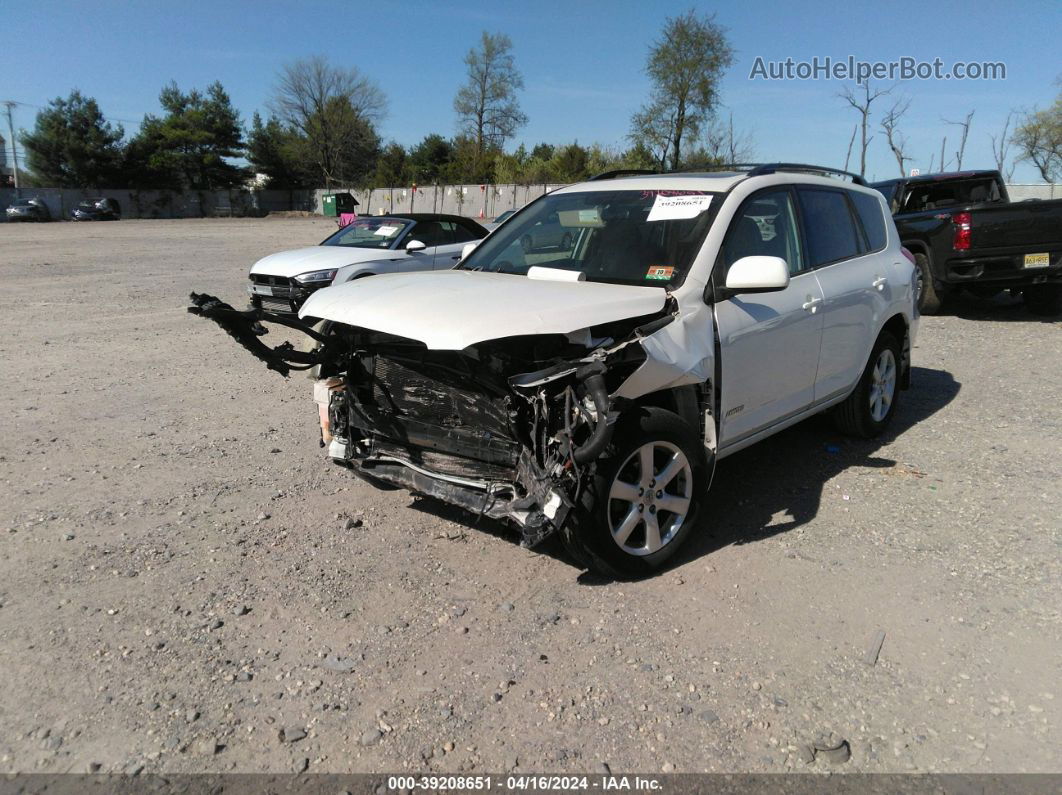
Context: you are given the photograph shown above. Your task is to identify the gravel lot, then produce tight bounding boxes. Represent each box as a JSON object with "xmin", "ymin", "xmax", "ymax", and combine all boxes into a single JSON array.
[{"xmin": 0, "ymin": 217, "xmax": 1058, "ymax": 776}]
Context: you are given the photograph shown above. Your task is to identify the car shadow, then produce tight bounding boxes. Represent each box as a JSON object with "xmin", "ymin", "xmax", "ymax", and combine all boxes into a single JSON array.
[
  {"xmin": 660, "ymin": 365, "xmax": 961, "ymax": 577},
  {"xmin": 406, "ymin": 366, "xmax": 961, "ymax": 580},
  {"xmin": 938, "ymin": 290, "xmax": 1060, "ymax": 323}
]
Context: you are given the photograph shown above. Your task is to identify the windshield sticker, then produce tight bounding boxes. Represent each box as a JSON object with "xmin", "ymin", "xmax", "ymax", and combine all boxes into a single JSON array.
[
  {"xmin": 373, "ymin": 225, "xmax": 400, "ymax": 237},
  {"xmin": 645, "ymin": 265, "xmax": 675, "ymax": 280},
  {"xmin": 646, "ymin": 194, "xmax": 713, "ymax": 222},
  {"xmin": 641, "ymin": 189, "xmax": 708, "ymax": 198}
]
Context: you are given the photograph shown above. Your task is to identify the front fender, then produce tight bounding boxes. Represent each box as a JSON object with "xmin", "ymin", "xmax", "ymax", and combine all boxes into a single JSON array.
[{"xmin": 333, "ymin": 257, "xmax": 406, "ymax": 284}]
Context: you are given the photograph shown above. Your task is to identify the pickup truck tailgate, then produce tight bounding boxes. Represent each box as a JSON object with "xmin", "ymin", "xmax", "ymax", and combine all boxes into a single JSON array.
[{"xmin": 971, "ymin": 199, "xmax": 1062, "ymax": 250}]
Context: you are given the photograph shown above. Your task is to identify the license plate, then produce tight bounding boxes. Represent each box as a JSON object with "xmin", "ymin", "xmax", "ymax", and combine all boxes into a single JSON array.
[
  {"xmin": 1024, "ymin": 253, "xmax": 1050, "ymax": 268},
  {"xmin": 252, "ymin": 285, "xmax": 274, "ymax": 296}
]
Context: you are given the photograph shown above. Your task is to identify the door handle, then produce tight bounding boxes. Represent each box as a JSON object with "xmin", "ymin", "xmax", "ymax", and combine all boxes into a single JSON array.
[
  {"xmin": 451, "ymin": 255, "xmax": 461, "ymax": 260},
  {"xmin": 872, "ymin": 276, "xmax": 887, "ymax": 290},
  {"xmin": 802, "ymin": 296, "xmax": 822, "ymax": 312}
]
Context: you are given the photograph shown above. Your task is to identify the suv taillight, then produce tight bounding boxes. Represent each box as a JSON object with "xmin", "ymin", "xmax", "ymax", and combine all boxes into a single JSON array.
[{"xmin": 952, "ymin": 212, "xmax": 972, "ymax": 251}]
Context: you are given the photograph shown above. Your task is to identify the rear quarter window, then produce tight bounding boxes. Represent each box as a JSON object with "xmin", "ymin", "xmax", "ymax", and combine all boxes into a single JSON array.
[
  {"xmin": 797, "ymin": 188, "xmax": 862, "ymax": 267},
  {"xmin": 850, "ymin": 191, "xmax": 888, "ymax": 251}
]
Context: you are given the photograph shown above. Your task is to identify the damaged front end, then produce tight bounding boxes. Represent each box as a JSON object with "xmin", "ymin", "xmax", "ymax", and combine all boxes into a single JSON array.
[
  {"xmin": 319, "ymin": 311, "xmax": 679, "ymax": 548},
  {"xmin": 188, "ymin": 289, "xmax": 714, "ymax": 549}
]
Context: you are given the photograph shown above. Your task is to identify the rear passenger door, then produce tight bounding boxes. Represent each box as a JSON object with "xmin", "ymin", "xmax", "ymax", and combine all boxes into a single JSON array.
[
  {"xmin": 800, "ymin": 188, "xmax": 891, "ymax": 401},
  {"xmin": 715, "ymin": 187, "xmax": 826, "ymax": 446}
]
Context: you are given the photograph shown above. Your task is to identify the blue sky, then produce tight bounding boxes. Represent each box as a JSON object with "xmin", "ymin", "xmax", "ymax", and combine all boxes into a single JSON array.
[{"xmin": 4, "ymin": 0, "xmax": 1060, "ymax": 182}]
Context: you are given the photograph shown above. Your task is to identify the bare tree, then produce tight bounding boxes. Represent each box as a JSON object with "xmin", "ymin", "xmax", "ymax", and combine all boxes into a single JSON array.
[
  {"xmin": 837, "ymin": 82, "xmax": 891, "ymax": 177},
  {"xmin": 629, "ymin": 11, "xmax": 734, "ymax": 170},
  {"xmin": 843, "ymin": 125, "xmax": 857, "ymax": 172},
  {"xmin": 880, "ymin": 97, "xmax": 913, "ymax": 177},
  {"xmin": 453, "ymin": 32, "xmax": 527, "ymax": 180},
  {"xmin": 938, "ymin": 136, "xmax": 948, "ymax": 171},
  {"xmin": 271, "ymin": 56, "xmax": 387, "ymax": 187},
  {"xmin": 943, "ymin": 110, "xmax": 975, "ymax": 170},
  {"xmin": 700, "ymin": 112, "xmax": 755, "ymax": 163},
  {"xmin": 989, "ymin": 112, "xmax": 1016, "ymax": 180}
]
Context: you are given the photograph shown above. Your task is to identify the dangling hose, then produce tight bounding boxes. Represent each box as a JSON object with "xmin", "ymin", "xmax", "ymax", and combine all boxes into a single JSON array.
[{"xmin": 572, "ymin": 362, "xmax": 612, "ymax": 464}]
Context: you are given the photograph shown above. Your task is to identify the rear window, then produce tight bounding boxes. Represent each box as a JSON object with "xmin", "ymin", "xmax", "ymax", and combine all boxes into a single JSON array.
[
  {"xmin": 797, "ymin": 188, "xmax": 861, "ymax": 267},
  {"xmin": 850, "ymin": 191, "xmax": 888, "ymax": 251},
  {"xmin": 899, "ymin": 177, "xmax": 1002, "ymax": 213}
]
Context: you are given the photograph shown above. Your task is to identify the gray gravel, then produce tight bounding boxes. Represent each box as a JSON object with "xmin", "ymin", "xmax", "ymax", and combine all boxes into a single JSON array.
[{"xmin": 0, "ymin": 218, "xmax": 1058, "ymax": 774}]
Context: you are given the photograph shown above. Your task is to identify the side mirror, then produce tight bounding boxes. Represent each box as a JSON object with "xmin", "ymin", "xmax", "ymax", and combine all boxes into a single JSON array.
[
  {"xmin": 724, "ymin": 256, "xmax": 790, "ymax": 294},
  {"xmin": 405, "ymin": 239, "xmax": 426, "ymax": 253},
  {"xmin": 460, "ymin": 242, "xmax": 478, "ymax": 261}
]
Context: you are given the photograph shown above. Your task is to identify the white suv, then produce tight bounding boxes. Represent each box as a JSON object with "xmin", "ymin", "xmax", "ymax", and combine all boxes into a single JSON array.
[{"xmin": 191, "ymin": 164, "xmax": 918, "ymax": 577}]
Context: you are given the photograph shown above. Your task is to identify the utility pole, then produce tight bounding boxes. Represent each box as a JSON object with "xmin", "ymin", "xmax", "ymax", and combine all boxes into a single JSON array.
[{"xmin": 3, "ymin": 101, "xmax": 21, "ymax": 194}]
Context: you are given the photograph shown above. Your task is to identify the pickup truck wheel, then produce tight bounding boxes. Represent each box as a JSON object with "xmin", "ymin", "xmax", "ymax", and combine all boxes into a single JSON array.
[
  {"xmin": 834, "ymin": 331, "xmax": 901, "ymax": 439},
  {"xmin": 913, "ymin": 253, "xmax": 942, "ymax": 315},
  {"xmin": 562, "ymin": 407, "xmax": 707, "ymax": 578},
  {"xmin": 1024, "ymin": 285, "xmax": 1062, "ymax": 316}
]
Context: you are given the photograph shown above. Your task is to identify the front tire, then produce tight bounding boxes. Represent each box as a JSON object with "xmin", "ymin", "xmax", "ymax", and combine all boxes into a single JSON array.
[
  {"xmin": 834, "ymin": 331, "xmax": 901, "ymax": 438},
  {"xmin": 1024, "ymin": 284, "xmax": 1062, "ymax": 316},
  {"xmin": 562, "ymin": 407, "xmax": 708, "ymax": 578}
]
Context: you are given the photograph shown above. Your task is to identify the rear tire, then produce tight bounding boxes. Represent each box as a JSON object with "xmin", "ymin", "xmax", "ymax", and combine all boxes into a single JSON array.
[
  {"xmin": 834, "ymin": 331, "xmax": 902, "ymax": 438},
  {"xmin": 913, "ymin": 253, "xmax": 942, "ymax": 315},
  {"xmin": 1024, "ymin": 284, "xmax": 1062, "ymax": 316},
  {"xmin": 561, "ymin": 407, "xmax": 708, "ymax": 578}
]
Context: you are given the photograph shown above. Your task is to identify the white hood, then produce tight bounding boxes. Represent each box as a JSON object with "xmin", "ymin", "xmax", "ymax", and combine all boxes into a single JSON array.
[
  {"xmin": 249, "ymin": 246, "xmax": 401, "ymax": 278},
  {"xmin": 298, "ymin": 270, "xmax": 668, "ymax": 350}
]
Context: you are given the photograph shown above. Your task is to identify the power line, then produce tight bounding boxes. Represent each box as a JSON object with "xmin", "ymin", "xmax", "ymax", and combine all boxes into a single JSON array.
[{"xmin": 1, "ymin": 97, "xmax": 144, "ymax": 126}]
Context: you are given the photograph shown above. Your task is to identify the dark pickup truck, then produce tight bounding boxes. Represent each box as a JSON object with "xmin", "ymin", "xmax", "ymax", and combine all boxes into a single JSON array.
[{"xmin": 871, "ymin": 170, "xmax": 1062, "ymax": 315}]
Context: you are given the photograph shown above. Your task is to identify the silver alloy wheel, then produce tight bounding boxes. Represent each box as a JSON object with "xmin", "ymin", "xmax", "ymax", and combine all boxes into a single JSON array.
[
  {"xmin": 868, "ymin": 348, "xmax": 897, "ymax": 423},
  {"xmin": 607, "ymin": 441, "xmax": 692, "ymax": 557}
]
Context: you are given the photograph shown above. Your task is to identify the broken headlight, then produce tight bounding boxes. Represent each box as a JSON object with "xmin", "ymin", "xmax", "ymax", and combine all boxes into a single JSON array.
[{"xmin": 293, "ymin": 268, "xmax": 338, "ymax": 285}]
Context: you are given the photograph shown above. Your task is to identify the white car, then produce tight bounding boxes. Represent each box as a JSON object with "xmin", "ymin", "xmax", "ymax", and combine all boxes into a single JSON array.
[
  {"xmin": 192, "ymin": 164, "xmax": 918, "ymax": 577},
  {"xmin": 246, "ymin": 213, "xmax": 488, "ymax": 314}
]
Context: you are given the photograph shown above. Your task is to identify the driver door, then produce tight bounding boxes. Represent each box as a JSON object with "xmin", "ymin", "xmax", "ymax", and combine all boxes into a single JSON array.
[{"xmin": 714, "ymin": 188, "xmax": 826, "ymax": 446}]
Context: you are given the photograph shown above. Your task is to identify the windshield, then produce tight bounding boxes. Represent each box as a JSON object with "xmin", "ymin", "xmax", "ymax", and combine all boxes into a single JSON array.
[
  {"xmin": 78, "ymin": 201, "xmax": 97, "ymax": 209},
  {"xmin": 459, "ymin": 189, "xmax": 721, "ymax": 287},
  {"xmin": 321, "ymin": 217, "xmax": 412, "ymax": 249}
]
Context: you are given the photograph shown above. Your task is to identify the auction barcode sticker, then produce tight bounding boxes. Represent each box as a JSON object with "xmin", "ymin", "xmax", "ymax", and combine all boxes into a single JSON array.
[{"xmin": 646, "ymin": 194, "xmax": 713, "ymax": 222}]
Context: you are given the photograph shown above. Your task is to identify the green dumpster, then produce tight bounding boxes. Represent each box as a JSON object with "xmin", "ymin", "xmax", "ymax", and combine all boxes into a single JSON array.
[{"xmin": 321, "ymin": 193, "xmax": 358, "ymax": 217}]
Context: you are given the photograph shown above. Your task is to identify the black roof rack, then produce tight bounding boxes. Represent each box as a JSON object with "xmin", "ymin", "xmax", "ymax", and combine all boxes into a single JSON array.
[
  {"xmin": 588, "ymin": 162, "xmax": 866, "ymax": 186},
  {"xmin": 744, "ymin": 163, "xmax": 866, "ymax": 185},
  {"xmin": 587, "ymin": 168, "xmax": 660, "ymax": 181}
]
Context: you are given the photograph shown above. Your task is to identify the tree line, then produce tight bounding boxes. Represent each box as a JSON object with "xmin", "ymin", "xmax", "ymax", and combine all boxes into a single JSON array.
[
  {"xmin": 15, "ymin": 13, "xmax": 1061, "ymax": 192},
  {"xmin": 837, "ymin": 79, "xmax": 1062, "ymax": 181}
]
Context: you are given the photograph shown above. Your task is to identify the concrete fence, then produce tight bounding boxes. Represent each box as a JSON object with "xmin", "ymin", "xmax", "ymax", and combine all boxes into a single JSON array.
[
  {"xmin": 0, "ymin": 187, "xmax": 317, "ymax": 220},
  {"xmin": 3, "ymin": 182, "xmax": 1058, "ymax": 222},
  {"xmin": 313, "ymin": 183, "xmax": 569, "ymax": 220}
]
